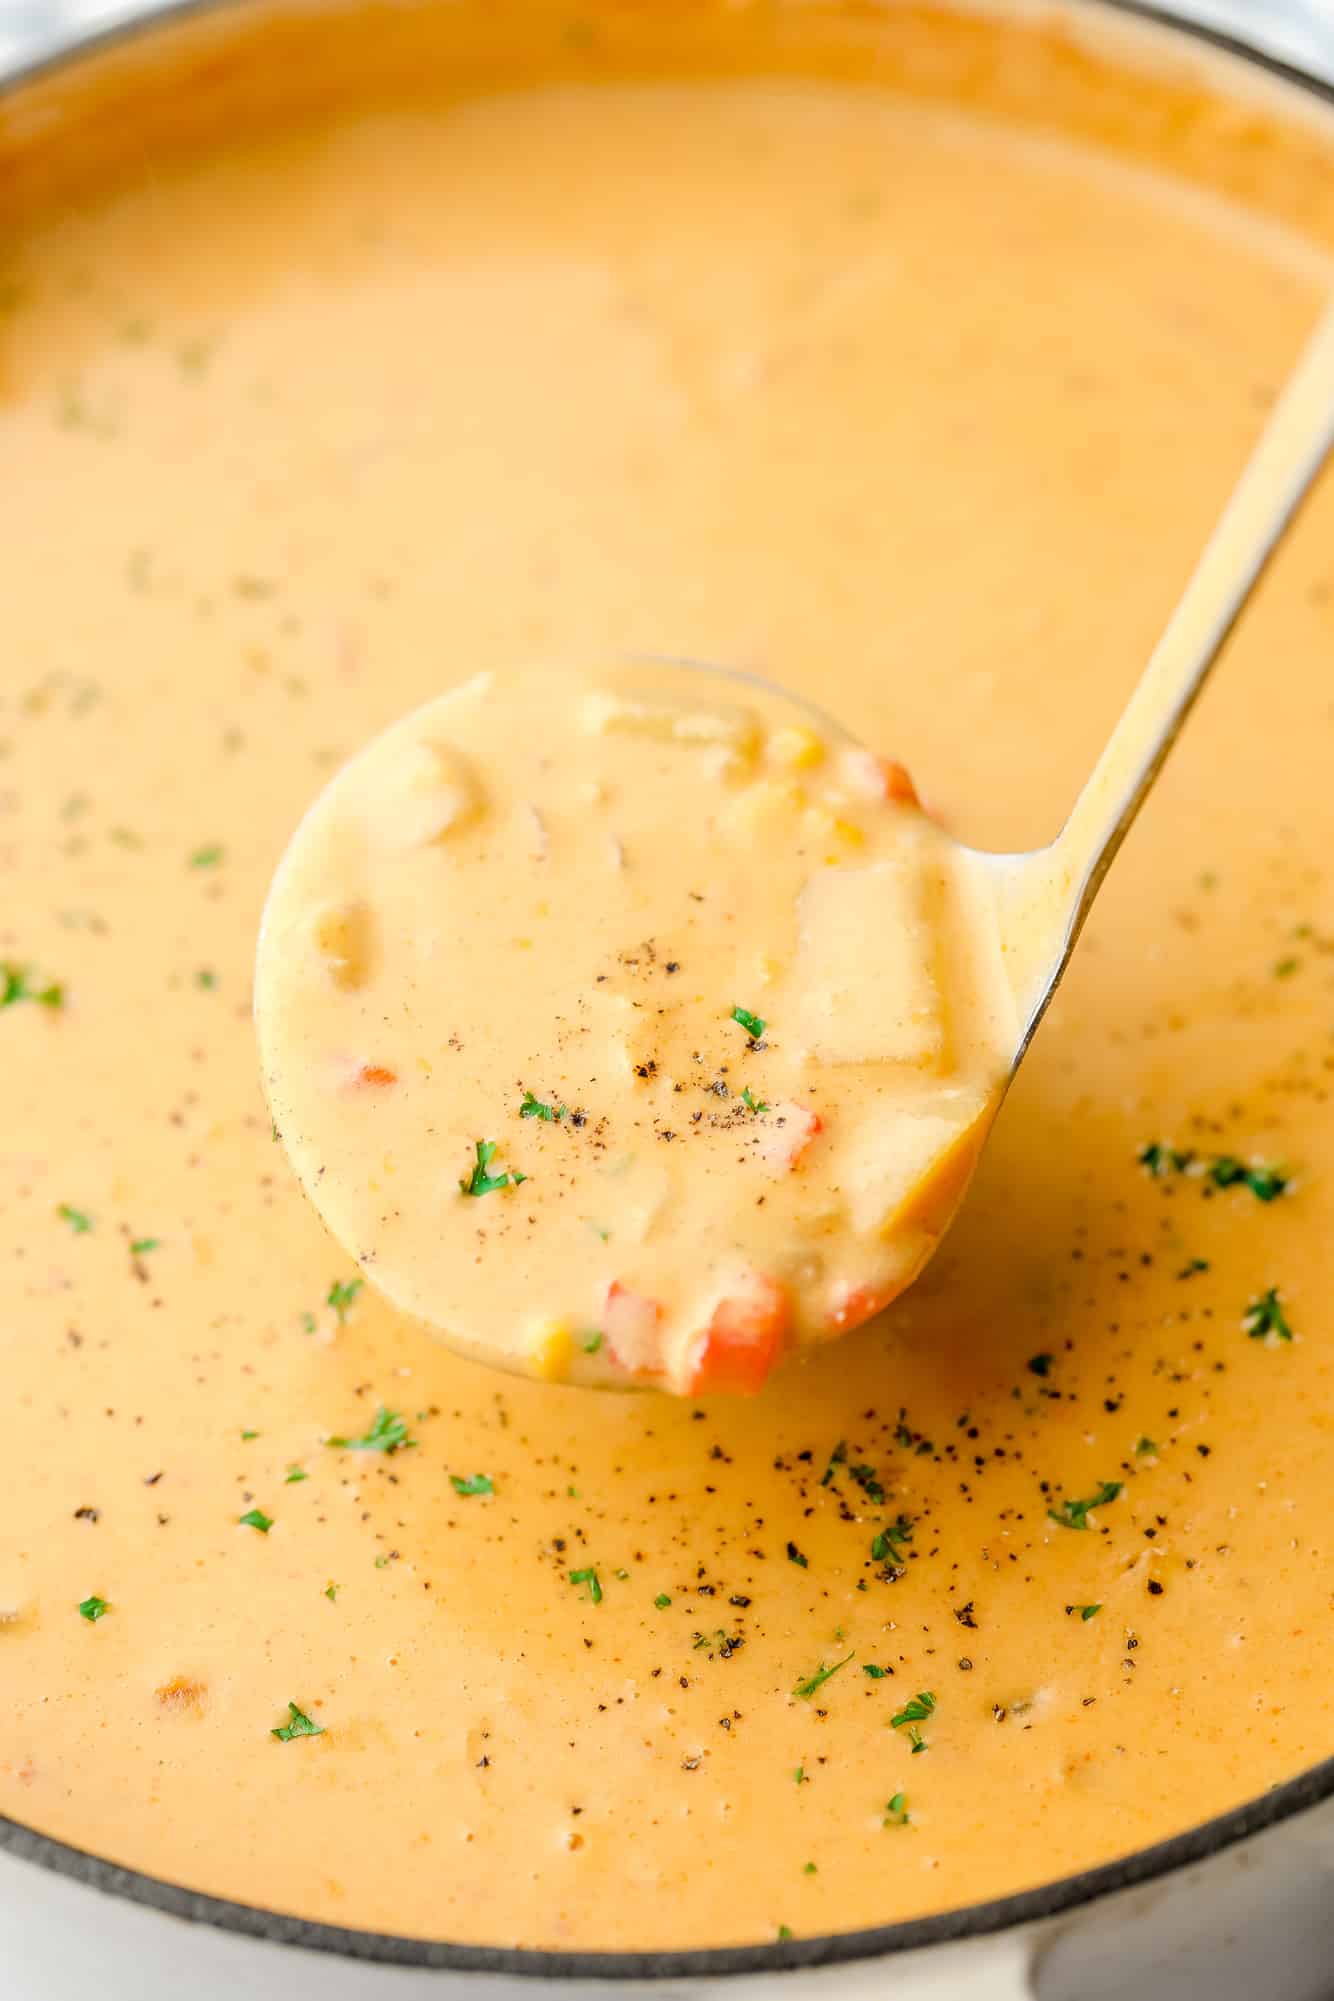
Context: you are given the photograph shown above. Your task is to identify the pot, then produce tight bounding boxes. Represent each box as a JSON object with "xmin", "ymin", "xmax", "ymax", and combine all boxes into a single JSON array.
[{"xmin": 2, "ymin": 2, "xmax": 1333, "ymax": 1994}]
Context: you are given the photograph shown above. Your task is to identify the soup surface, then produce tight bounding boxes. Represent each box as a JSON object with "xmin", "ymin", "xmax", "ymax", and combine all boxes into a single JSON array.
[{"xmin": 3, "ymin": 0, "xmax": 1334, "ymax": 1952}]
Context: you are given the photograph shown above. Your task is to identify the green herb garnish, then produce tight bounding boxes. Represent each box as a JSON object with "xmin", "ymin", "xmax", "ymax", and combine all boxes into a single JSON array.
[
  {"xmin": 1, "ymin": 963, "xmax": 64, "ymax": 1010},
  {"xmin": 786, "ymin": 1541, "xmax": 809, "ymax": 1568},
  {"xmin": 794, "ymin": 1652, "xmax": 854, "ymax": 1700},
  {"xmin": 862, "ymin": 1664, "xmax": 890, "ymax": 1679},
  {"xmin": 78, "ymin": 1595, "xmax": 109, "ymax": 1622},
  {"xmin": 794, "ymin": 1765, "xmax": 808, "ymax": 1785},
  {"xmin": 520, "ymin": 1090, "xmax": 566, "ymax": 1122},
  {"xmin": 820, "ymin": 1440, "xmax": 848, "ymax": 1487},
  {"xmin": 1027, "ymin": 1352, "xmax": 1054, "ymax": 1377},
  {"xmin": 57, "ymin": 1203, "xmax": 93, "ymax": 1234},
  {"xmin": 239, "ymin": 1508, "xmax": 272, "ymax": 1534},
  {"xmin": 1138, "ymin": 1141, "xmax": 1193, "ymax": 1178},
  {"xmin": 450, "ymin": 1473, "xmax": 494, "ymax": 1497},
  {"xmin": 1068, "ymin": 1602, "xmax": 1102, "ymax": 1621},
  {"xmin": 129, "ymin": 1236, "xmax": 159, "ymax": 1256},
  {"xmin": 570, "ymin": 1567, "xmax": 602, "ymax": 1604},
  {"xmin": 271, "ymin": 1701, "xmax": 324, "ymax": 1742},
  {"xmin": 1244, "ymin": 1286, "xmax": 1293, "ymax": 1342},
  {"xmin": 285, "ymin": 1465, "xmax": 309, "ymax": 1484},
  {"xmin": 189, "ymin": 844, "xmax": 223, "ymax": 868},
  {"xmin": 326, "ymin": 1277, "xmax": 363, "ymax": 1323},
  {"xmin": 730, "ymin": 1004, "xmax": 766, "ymax": 1040},
  {"xmin": 654, "ymin": 1593, "xmax": 672, "ymax": 1609},
  {"xmin": 1048, "ymin": 1481, "xmax": 1122, "ymax": 1531},
  {"xmin": 1134, "ymin": 1436, "xmax": 1158, "ymax": 1457},
  {"xmin": 459, "ymin": 1138, "xmax": 527, "ymax": 1197},
  {"xmin": 884, "ymin": 1791, "xmax": 910, "ymax": 1827},
  {"xmin": 891, "ymin": 1691, "xmax": 935, "ymax": 1751},
  {"xmin": 581, "ymin": 1331, "xmax": 604, "ymax": 1354},
  {"xmin": 848, "ymin": 1462, "xmax": 886, "ymax": 1505},
  {"xmin": 324, "ymin": 1582, "xmax": 339, "ymax": 1602},
  {"xmin": 195, "ymin": 968, "xmax": 218, "ymax": 990},
  {"xmin": 1208, "ymin": 1157, "xmax": 1289, "ymax": 1202},
  {"xmin": 740, "ymin": 1086, "xmax": 769, "ymax": 1115},
  {"xmin": 871, "ymin": 1514, "xmax": 915, "ymax": 1564},
  {"xmin": 328, "ymin": 1405, "xmax": 415, "ymax": 1454}
]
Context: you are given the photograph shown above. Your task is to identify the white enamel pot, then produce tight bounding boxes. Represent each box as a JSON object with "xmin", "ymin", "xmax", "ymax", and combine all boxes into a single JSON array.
[{"xmin": 4, "ymin": 1, "xmax": 1334, "ymax": 1994}]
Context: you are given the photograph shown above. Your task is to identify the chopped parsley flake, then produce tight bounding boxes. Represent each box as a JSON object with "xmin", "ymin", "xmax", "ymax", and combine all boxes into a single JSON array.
[
  {"xmin": 848, "ymin": 1461, "xmax": 886, "ymax": 1506},
  {"xmin": 794, "ymin": 1765, "xmax": 808, "ymax": 1785},
  {"xmin": 1244, "ymin": 1286, "xmax": 1293, "ymax": 1342},
  {"xmin": 459, "ymin": 1138, "xmax": 527, "ymax": 1197},
  {"xmin": 1048, "ymin": 1480, "xmax": 1122, "ymax": 1531},
  {"xmin": 871, "ymin": 1514, "xmax": 915, "ymax": 1564},
  {"xmin": 57, "ymin": 1203, "xmax": 93, "ymax": 1234},
  {"xmin": 189, "ymin": 843, "xmax": 223, "ymax": 868},
  {"xmin": 300, "ymin": 1311, "xmax": 317, "ymax": 1335},
  {"xmin": 802, "ymin": 1862, "xmax": 817, "ymax": 1876},
  {"xmin": 78, "ymin": 1595, "xmax": 109, "ymax": 1622},
  {"xmin": 884, "ymin": 1791, "xmax": 910, "ymax": 1827},
  {"xmin": 786, "ymin": 1541, "xmax": 809, "ymax": 1568},
  {"xmin": 794, "ymin": 1652, "xmax": 854, "ymax": 1700},
  {"xmin": 1, "ymin": 963, "xmax": 64, "ymax": 1010},
  {"xmin": 730, "ymin": 1004, "xmax": 766, "ymax": 1040},
  {"xmin": 1068, "ymin": 1603, "xmax": 1102, "ymax": 1621},
  {"xmin": 328, "ymin": 1405, "xmax": 415, "ymax": 1454},
  {"xmin": 520, "ymin": 1090, "xmax": 566, "ymax": 1122},
  {"xmin": 285, "ymin": 1465, "xmax": 309, "ymax": 1484},
  {"xmin": 271, "ymin": 1701, "xmax": 324, "ymax": 1742},
  {"xmin": 195, "ymin": 968, "xmax": 218, "ymax": 990},
  {"xmin": 655, "ymin": 1593, "xmax": 672, "ymax": 1609},
  {"xmin": 1134, "ymin": 1436, "xmax": 1158, "ymax": 1457},
  {"xmin": 1208, "ymin": 1156, "xmax": 1289, "ymax": 1202},
  {"xmin": 581, "ymin": 1331, "xmax": 604, "ymax": 1354},
  {"xmin": 570, "ymin": 1567, "xmax": 602, "ymax": 1604},
  {"xmin": 129, "ymin": 1236, "xmax": 160, "ymax": 1256},
  {"xmin": 740, "ymin": 1085, "xmax": 769, "ymax": 1114},
  {"xmin": 820, "ymin": 1440, "xmax": 848, "ymax": 1487},
  {"xmin": 862, "ymin": 1663, "xmax": 890, "ymax": 1679},
  {"xmin": 1273, "ymin": 955, "xmax": 1300, "ymax": 978},
  {"xmin": 238, "ymin": 1508, "xmax": 272, "ymax": 1534},
  {"xmin": 777, "ymin": 1926, "xmax": 793, "ymax": 1941},
  {"xmin": 450, "ymin": 1473, "xmax": 494, "ymax": 1497},
  {"xmin": 1139, "ymin": 1142, "xmax": 1289, "ymax": 1202},
  {"xmin": 890, "ymin": 1690, "xmax": 935, "ymax": 1730},
  {"xmin": 326, "ymin": 1277, "xmax": 363, "ymax": 1323},
  {"xmin": 1027, "ymin": 1352, "xmax": 1054, "ymax": 1377},
  {"xmin": 324, "ymin": 1582, "xmax": 339, "ymax": 1601}
]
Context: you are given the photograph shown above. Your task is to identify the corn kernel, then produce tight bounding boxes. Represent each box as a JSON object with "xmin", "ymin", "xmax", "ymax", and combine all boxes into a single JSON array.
[
  {"xmin": 768, "ymin": 724, "xmax": 825, "ymax": 770},
  {"xmin": 530, "ymin": 1320, "xmax": 574, "ymax": 1382}
]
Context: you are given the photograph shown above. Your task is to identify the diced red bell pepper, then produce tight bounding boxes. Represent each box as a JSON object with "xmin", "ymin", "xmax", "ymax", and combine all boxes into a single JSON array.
[
  {"xmin": 683, "ymin": 1274, "xmax": 790, "ymax": 1396},
  {"xmin": 758, "ymin": 1100, "xmax": 822, "ymax": 1172}
]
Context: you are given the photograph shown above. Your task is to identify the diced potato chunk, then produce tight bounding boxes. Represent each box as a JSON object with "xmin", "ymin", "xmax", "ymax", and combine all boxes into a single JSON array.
[
  {"xmin": 313, "ymin": 900, "xmax": 376, "ymax": 991},
  {"xmin": 794, "ymin": 858, "xmax": 947, "ymax": 1066},
  {"xmin": 840, "ymin": 1090, "xmax": 990, "ymax": 1239},
  {"xmin": 371, "ymin": 739, "xmax": 482, "ymax": 849},
  {"xmin": 723, "ymin": 777, "xmax": 805, "ymax": 843},
  {"xmin": 583, "ymin": 690, "xmax": 759, "ymax": 758}
]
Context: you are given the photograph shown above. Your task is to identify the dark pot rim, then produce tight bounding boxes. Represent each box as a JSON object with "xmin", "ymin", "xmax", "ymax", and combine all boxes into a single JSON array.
[{"xmin": 3, "ymin": 0, "xmax": 1332, "ymax": 1978}]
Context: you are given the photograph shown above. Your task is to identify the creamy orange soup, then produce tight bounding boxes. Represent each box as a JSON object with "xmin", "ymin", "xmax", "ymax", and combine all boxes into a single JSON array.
[{"xmin": 3, "ymin": 0, "xmax": 1334, "ymax": 1951}]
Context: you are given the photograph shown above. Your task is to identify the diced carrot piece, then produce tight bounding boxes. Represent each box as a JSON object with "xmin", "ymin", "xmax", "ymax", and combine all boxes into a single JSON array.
[
  {"xmin": 841, "ymin": 747, "xmax": 920, "ymax": 808},
  {"xmin": 684, "ymin": 1274, "xmax": 790, "ymax": 1396},
  {"xmin": 758, "ymin": 1100, "xmax": 822, "ymax": 1172},
  {"xmin": 602, "ymin": 1280, "xmax": 664, "ymax": 1376},
  {"xmin": 825, "ymin": 1279, "xmax": 898, "ymax": 1336},
  {"xmin": 357, "ymin": 1063, "xmax": 398, "ymax": 1087}
]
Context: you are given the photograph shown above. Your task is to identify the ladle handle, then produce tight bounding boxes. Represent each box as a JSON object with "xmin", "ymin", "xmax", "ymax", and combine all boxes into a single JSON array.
[{"xmin": 1006, "ymin": 296, "xmax": 1334, "ymax": 1051}]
